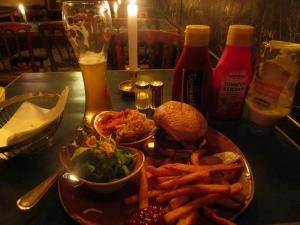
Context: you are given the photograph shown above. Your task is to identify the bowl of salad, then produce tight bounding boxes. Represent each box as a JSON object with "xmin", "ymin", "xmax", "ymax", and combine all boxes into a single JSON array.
[
  {"xmin": 93, "ymin": 109, "xmax": 155, "ymax": 148},
  {"xmin": 59, "ymin": 128, "xmax": 145, "ymax": 193}
]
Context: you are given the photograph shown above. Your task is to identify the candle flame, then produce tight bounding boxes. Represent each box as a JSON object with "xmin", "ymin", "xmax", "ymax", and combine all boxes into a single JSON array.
[
  {"xmin": 100, "ymin": 5, "xmax": 105, "ymax": 16},
  {"xmin": 99, "ymin": 1, "xmax": 109, "ymax": 17},
  {"xmin": 118, "ymin": 0, "xmax": 121, "ymax": 4},
  {"xmin": 18, "ymin": 4, "xmax": 27, "ymax": 22},
  {"xmin": 102, "ymin": 1, "xmax": 111, "ymax": 17},
  {"xmin": 18, "ymin": 4, "xmax": 25, "ymax": 15},
  {"xmin": 113, "ymin": 2, "xmax": 118, "ymax": 12}
]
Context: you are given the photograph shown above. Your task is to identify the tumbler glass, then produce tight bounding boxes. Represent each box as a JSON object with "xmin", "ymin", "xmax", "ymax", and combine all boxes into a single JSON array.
[{"xmin": 62, "ymin": 1, "xmax": 112, "ymax": 127}]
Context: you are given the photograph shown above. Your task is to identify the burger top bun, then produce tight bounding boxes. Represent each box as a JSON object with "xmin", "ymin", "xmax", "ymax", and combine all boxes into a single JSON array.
[{"xmin": 153, "ymin": 101, "xmax": 208, "ymax": 142}]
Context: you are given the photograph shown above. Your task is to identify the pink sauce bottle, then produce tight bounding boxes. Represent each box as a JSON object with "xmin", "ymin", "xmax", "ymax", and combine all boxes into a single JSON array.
[
  {"xmin": 172, "ymin": 25, "xmax": 212, "ymax": 115},
  {"xmin": 210, "ymin": 25, "xmax": 255, "ymax": 119}
]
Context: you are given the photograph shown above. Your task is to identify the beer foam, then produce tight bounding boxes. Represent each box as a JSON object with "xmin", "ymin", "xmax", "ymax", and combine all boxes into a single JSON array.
[{"xmin": 79, "ymin": 51, "xmax": 106, "ymax": 64}]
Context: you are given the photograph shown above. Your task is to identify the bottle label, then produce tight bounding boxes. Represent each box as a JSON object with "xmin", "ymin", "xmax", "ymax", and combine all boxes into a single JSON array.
[
  {"xmin": 251, "ymin": 61, "xmax": 290, "ymax": 109},
  {"xmin": 216, "ymin": 70, "xmax": 248, "ymax": 116},
  {"xmin": 182, "ymin": 69, "xmax": 203, "ymax": 110}
]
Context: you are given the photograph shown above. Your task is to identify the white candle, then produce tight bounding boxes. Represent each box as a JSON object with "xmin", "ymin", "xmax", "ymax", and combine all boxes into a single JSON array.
[
  {"xmin": 18, "ymin": 4, "xmax": 27, "ymax": 23},
  {"xmin": 127, "ymin": 0, "xmax": 138, "ymax": 72},
  {"xmin": 113, "ymin": 2, "xmax": 118, "ymax": 18}
]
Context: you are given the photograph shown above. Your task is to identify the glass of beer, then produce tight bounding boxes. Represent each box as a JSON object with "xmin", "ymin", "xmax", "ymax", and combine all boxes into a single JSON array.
[{"xmin": 62, "ymin": 1, "xmax": 112, "ymax": 127}]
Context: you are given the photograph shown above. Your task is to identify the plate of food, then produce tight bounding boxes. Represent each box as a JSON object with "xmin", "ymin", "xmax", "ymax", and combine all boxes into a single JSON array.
[
  {"xmin": 93, "ymin": 109, "xmax": 155, "ymax": 148},
  {"xmin": 58, "ymin": 101, "xmax": 254, "ymax": 225}
]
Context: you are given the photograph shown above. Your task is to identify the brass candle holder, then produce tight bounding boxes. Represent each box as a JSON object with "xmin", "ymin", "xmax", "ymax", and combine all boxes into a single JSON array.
[{"xmin": 118, "ymin": 69, "xmax": 139, "ymax": 95}]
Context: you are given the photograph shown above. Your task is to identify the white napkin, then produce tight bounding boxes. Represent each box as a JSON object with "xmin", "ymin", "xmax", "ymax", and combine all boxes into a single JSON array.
[
  {"xmin": 0, "ymin": 86, "xmax": 69, "ymax": 147},
  {"xmin": 0, "ymin": 87, "xmax": 4, "ymax": 102}
]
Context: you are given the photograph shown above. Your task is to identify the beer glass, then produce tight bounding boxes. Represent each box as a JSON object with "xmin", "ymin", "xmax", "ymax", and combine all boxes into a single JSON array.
[{"xmin": 62, "ymin": 1, "xmax": 112, "ymax": 127}]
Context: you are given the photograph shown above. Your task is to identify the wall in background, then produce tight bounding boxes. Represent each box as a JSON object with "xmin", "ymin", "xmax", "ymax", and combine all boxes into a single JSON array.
[{"xmin": 153, "ymin": 0, "xmax": 300, "ymax": 57}]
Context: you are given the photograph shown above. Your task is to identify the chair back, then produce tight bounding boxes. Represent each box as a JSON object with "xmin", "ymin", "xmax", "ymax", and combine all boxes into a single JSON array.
[
  {"xmin": 10, "ymin": 6, "xmax": 48, "ymax": 22},
  {"xmin": 110, "ymin": 30, "xmax": 183, "ymax": 70},
  {"xmin": 38, "ymin": 21, "xmax": 78, "ymax": 72},
  {"xmin": 0, "ymin": 22, "xmax": 36, "ymax": 72},
  {"xmin": 112, "ymin": 18, "xmax": 161, "ymax": 31}
]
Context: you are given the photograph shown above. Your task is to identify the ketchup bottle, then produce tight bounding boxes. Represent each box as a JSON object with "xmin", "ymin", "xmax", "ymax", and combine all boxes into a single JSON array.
[
  {"xmin": 172, "ymin": 25, "xmax": 212, "ymax": 115},
  {"xmin": 210, "ymin": 25, "xmax": 254, "ymax": 119}
]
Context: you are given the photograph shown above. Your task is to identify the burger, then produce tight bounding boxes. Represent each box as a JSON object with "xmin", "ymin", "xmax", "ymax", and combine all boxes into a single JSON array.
[{"xmin": 153, "ymin": 101, "xmax": 208, "ymax": 160}]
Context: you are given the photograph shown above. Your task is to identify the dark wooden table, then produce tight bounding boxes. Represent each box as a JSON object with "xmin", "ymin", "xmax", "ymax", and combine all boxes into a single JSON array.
[{"xmin": 0, "ymin": 70, "xmax": 300, "ymax": 225}]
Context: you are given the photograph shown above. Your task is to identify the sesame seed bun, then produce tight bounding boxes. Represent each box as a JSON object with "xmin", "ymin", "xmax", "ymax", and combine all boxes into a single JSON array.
[{"xmin": 153, "ymin": 101, "xmax": 208, "ymax": 142}]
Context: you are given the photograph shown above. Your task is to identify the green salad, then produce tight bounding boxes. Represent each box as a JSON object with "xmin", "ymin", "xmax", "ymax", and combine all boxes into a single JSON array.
[{"xmin": 70, "ymin": 135, "xmax": 136, "ymax": 182}]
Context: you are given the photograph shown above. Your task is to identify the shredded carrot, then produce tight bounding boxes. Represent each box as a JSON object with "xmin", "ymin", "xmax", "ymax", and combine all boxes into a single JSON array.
[{"xmin": 85, "ymin": 135, "xmax": 97, "ymax": 147}]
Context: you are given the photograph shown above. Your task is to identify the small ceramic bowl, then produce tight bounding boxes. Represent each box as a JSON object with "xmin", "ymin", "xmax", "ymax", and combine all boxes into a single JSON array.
[
  {"xmin": 93, "ymin": 111, "xmax": 154, "ymax": 148},
  {"xmin": 59, "ymin": 145, "xmax": 145, "ymax": 193}
]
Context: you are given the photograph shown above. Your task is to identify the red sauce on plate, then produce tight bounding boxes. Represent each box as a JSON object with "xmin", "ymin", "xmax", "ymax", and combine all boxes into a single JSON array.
[{"xmin": 125, "ymin": 205, "xmax": 166, "ymax": 225}]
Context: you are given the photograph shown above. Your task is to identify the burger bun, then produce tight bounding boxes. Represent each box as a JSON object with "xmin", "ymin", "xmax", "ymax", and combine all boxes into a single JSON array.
[{"xmin": 153, "ymin": 101, "xmax": 208, "ymax": 142}]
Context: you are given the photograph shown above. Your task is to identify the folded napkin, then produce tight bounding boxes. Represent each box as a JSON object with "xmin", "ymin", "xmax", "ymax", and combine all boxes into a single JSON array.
[
  {"xmin": 0, "ymin": 87, "xmax": 69, "ymax": 148},
  {"xmin": 0, "ymin": 87, "xmax": 4, "ymax": 102}
]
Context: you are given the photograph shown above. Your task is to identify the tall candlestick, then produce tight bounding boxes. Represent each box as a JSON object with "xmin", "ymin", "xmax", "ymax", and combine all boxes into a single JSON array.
[
  {"xmin": 18, "ymin": 4, "xmax": 27, "ymax": 23},
  {"xmin": 127, "ymin": 0, "xmax": 138, "ymax": 72}
]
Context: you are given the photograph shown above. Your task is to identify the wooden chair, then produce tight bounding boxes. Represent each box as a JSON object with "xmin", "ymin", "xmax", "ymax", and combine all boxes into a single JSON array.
[
  {"xmin": 10, "ymin": 5, "xmax": 48, "ymax": 22},
  {"xmin": 0, "ymin": 22, "xmax": 39, "ymax": 85},
  {"xmin": 112, "ymin": 18, "xmax": 161, "ymax": 31},
  {"xmin": 110, "ymin": 30, "xmax": 183, "ymax": 70},
  {"xmin": 38, "ymin": 21, "xmax": 78, "ymax": 72},
  {"xmin": 9, "ymin": 9, "xmax": 19, "ymax": 22},
  {"xmin": 1, "ymin": 22, "xmax": 48, "ymax": 70}
]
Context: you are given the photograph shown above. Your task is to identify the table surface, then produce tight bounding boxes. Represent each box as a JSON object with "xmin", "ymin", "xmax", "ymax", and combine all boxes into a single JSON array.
[{"xmin": 0, "ymin": 70, "xmax": 300, "ymax": 225}]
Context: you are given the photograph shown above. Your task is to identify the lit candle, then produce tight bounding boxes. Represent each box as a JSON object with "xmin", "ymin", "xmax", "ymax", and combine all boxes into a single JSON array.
[
  {"xmin": 18, "ymin": 4, "xmax": 27, "ymax": 23},
  {"xmin": 118, "ymin": 0, "xmax": 121, "ymax": 5},
  {"xmin": 113, "ymin": 2, "xmax": 118, "ymax": 18},
  {"xmin": 127, "ymin": 0, "xmax": 138, "ymax": 72}
]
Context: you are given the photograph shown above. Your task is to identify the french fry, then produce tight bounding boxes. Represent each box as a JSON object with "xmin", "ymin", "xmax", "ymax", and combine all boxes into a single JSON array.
[
  {"xmin": 164, "ymin": 194, "xmax": 223, "ymax": 224},
  {"xmin": 146, "ymin": 165, "xmax": 183, "ymax": 176},
  {"xmin": 157, "ymin": 183, "xmax": 230, "ymax": 203},
  {"xmin": 176, "ymin": 210, "xmax": 199, "ymax": 225},
  {"xmin": 203, "ymin": 206, "xmax": 237, "ymax": 225},
  {"xmin": 190, "ymin": 148, "xmax": 206, "ymax": 165},
  {"xmin": 139, "ymin": 166, "xmax": 148, "ymax": 209},
  {"xmin": 229, "ymin": 183, "xmax": 243, "ymax": 195},
  {"xmin": 170, "ymin": 195, "xmax": 191, "ymax": 209},
  {"xmin": 156, "ymin": 175, "xmax": 181, "ymax": 183},
  {"xmin": 130, "ymin": 158, "xmax": 245, "ymax": 225},
  {"xmin": 123, "ymin": 189, "xmax": 163, "ymax": 205},
  {"xmin": 157, "ymin": 171, "xmax": 210, "ymax": 189},
  {"xmin": 146, "ymin": 172, "xmax": 153, "ymax": 179},
  {"xmin": 163, "ymin": 163, "xmax": 243, "ymax": 174}
]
